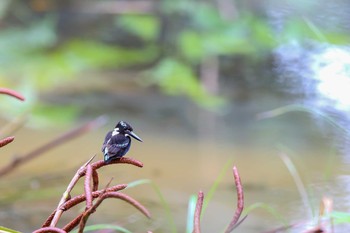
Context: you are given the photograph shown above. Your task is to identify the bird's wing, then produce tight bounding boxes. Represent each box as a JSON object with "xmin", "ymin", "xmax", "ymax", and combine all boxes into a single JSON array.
[
  {"xmin": 107, "ymin": 135, "xmax": 130, "ymax": 154},
  {"xmin": 101, "ymin": 131, "xmax": 112, "ymax": 152}
]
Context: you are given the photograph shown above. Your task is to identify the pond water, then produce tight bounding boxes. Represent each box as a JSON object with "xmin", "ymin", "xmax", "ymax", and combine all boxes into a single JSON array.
[
  {"xmin": 0, "ymin": 79, "xmax": 349, "ymax": 233},
  {"xmin": 1, "ymin": 1, "xmax": 350, "ymax": 232}
]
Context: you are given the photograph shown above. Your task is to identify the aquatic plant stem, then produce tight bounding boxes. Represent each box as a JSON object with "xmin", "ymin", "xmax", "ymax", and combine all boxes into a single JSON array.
[
  {"xmin": 0, "ymin": 88, "xmax": 25, "ymax": 101},
  {"xmin": 44, "ymin": 156, "xmax": 143, "ymax": 228},
  {"xmin": 50, "ymin": 155, "xmax": 96, "ymax": 227},
  {"xmin": 73, "ymin": 191, "xmax": 151, "ymax": 232},
  {"xmin": 279, "ymin": 152, "xmax": 313, "ymax": 219},
  {"xmin": 84, "ymin": 164, "xmax": 93, "ymax": 209},
  {"xmin": 224, "ymin": 166, "xmax": 244, "ymax": 233},
  {"xmin": 0, "ymin": 136, "xmax": 14, "ymax": 148},
  {"xmin": 193, "ymin": 191, "xmax": 204, "ymax": 233},
  {"xmin": 32, "ymin": 227, "xmax": 66, "ymax": 233},
  {"xmin": 92, "ymin": 169, "xmax": 99, "ymax": 191},
  {"xmin": 78, "ymin": 179, "xmax": 113, "ymax": 233},
  {"xmin": 202, "ymin": 158, "xmax": 234, "ymax": 213},
  {"xmin": 0, "ymin": 116, "xmax": 107, "ymax": 177},
  {"xmin": 126, "ymin": 179, "xmax": 177, "ymax": 233},
  {"xmin": 42, "ymin": 184, "xmax": 128, "ymax": 227}
]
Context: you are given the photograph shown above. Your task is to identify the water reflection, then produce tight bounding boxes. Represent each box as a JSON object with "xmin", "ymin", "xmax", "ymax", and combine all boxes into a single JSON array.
[
  {"xmin": 274, "ymin": 41, "xmax": 350, "ymax": 231},
  {"xmin": 276, "ymin": 42, "xmax": 350, "ymax": 108},
  {"xmin": 275, "ymin": 42, "xmax": 350, "ymax": 149}
]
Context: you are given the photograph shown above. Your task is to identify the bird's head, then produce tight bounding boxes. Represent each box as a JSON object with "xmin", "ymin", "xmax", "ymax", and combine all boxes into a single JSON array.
[{"xmin": 114, "ymin": 120, "xmax": 143, "ymax": 142}]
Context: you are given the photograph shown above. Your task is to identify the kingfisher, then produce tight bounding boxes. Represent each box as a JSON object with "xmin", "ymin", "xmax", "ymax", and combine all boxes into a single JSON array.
[{"xmin": 102, "ymin": 121, "xmax": 143, "ymax": 163}]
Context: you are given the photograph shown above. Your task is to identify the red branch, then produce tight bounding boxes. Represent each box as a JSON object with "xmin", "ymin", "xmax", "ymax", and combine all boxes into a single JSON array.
[
  {"xmin": 91, "ymin": 157, "xmax": 144, "ymax": 170},
  {"xmin": 0, "ymin": 116, "xmax": 107, "ymax": 177},
  {"xmin": 193, "ymin": 191, "xmax": 204, "ymax": 233},
  {"xmin": 102, "ymin": 192, "xmax": 151, "ymax": 218},
  {"xmin": 84, "ymin": 164, "xmax": 93, "ymax": 209},
  {"xmin": 224, "ymin": 166, "xmax": 244, "ymax": 233},
  {"xmin": 0, "ymin": 136, "xmax": 14, "ymax": 148},
  {"xmin": 0, "ymin": 88, "xmax": 25, "ymax": 101},
  {"xmin": 63, "ymin": 212, "xmax": 84, "ymax": 232},
  {"xmin": 78, "ymin": 180, "xmax": 112, "ymax": 233},
  {"xmin": 45, "ymin": 156, "xmax": 143, "ymax": 227},
  {"xmin": 62, "ymin": 184, "xmax": 127, "ymax": 212},
  {"xmin": 63, "ymin": 190, "xmax": 150, "ymax": 232},
  {"xmin": 32, "ymin": 227, "xmax": 66, "ymax": 233},
  {"xmin": 43, "ymin": 157, "xmax": 143, "ymax": 227},
  {"xmin": 49, "ymin": 155, "xmax": 96, "ymax": 227}
]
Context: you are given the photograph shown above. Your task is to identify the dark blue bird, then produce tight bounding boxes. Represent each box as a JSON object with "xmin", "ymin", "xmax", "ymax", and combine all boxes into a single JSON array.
[{"xmin": 102, "ymin": 121, "xmax": 142, "ymax": 163}]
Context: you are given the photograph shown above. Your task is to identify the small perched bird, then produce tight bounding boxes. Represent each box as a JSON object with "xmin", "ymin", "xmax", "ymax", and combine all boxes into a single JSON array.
[{"xmin": 101, "ymin": 121, "xmax": 142, "ymax": 163}]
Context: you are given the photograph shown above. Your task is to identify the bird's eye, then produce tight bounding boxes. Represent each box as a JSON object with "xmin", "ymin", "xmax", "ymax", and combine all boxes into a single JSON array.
[{"xmin": 120, "ymin": 121, "xmax": 127, "ymax": 127}]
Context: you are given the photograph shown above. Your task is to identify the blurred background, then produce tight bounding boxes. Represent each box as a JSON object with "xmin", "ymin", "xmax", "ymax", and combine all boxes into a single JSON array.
[{"xmin": 1, "ymin": 0, "xmax": 350, "ymax": 232}]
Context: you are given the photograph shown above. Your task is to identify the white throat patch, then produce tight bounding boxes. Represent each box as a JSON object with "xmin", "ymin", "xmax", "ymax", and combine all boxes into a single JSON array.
[{"xmin": 112, "ymin": 128, "xmax": 119, "ymax": 136}]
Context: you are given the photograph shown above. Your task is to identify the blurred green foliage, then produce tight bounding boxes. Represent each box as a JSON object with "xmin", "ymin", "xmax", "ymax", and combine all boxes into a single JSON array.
[
  {"xmin": 116, "ymin": 14, "xmax": 160, "ymax": 41},
  {"xmin": 0, "ymin": 1, "xmax": 349, "ymax": 125},
  {"xmin": 148, "ymin": 58, "xmax": 224, "ymax": 108}
]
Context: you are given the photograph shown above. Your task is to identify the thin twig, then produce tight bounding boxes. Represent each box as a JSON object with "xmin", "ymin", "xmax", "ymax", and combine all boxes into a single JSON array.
[
  {"xmin": 66, "ymin": 190, "xmax": 151, "ymax": 232},
  {"xmin": 193, "ymin": 191, "xmax": 204, "ymax": 233},
  {"xmin": 91, "ymin": 157, "xmax": 144, "ymax": 170},
  {"xmin": 102, "ymin": 192, "xmax": 151, "ymax": 218},
  {"xmin": 63, "ymin": 212, "xmax": 84, "ymax": 232},
  {"xmin": 0, "ymin": 136, "xmax": 14, "ymax": 148},
  {"xmin": 32, "ymin": 227, "xmax": 66, "ymax": 233},
  {"xmin": 66, "ymin": 185, "xmax": 127, "ymax": 210},
  {"xmin": 0, "ymin": 116, "xmax": 107, "ymax": 177},
  {"xmin": 43, "ymin": 168, "xmax": 124, "ymax": 228},
  {"xmin": 78, "ymin": 179, "xmax": 113, "ymax": 233},
  {"xmin": 50, "ymin": 155, "xmax": 96, "ymax": 227},
  {"xmin": 224, "ymin": 166, "xmax": 244, "ymax": 233},
  {"xmin": 0, "ymin": 87, "xmax": 25, "ymax": 101},
  {"xmin": 43, "ymin": 156, "xmax": 143, "ymax": 227},
  {"xmin": 84, "ymin": 164, "xmax": 93, "ymax": 209}
]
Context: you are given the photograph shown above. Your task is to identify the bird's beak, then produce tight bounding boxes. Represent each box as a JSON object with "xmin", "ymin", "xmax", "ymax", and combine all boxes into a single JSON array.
[{"xmin": 129, "ymin": 131, "xmax": 143, "ymax": 142}]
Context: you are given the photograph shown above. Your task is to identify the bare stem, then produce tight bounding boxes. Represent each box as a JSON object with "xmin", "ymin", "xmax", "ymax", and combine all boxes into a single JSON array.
[
  {"xmin": 0, "ymin": 136, "xmax": 15, "ymax": 148},
  {"xmin": 102, "ymin": 192, "xmax": 151, "ymax": 219},
  {"xmin": 43, "ymin": 184, "xmax": 128, "ymax": 227},
  {"xmin": 63, "ymin": 213, "xmax": 84, "ymax": 232},
  {"xmin": 49, "ymin": 155, "xmax": 96, "ymax": 227},
  {"xmin": 84, "ymin": 164, "xmax": 93, "ymax": 209},
  {"xmin": 0, "ymin": 88, "xmax": 25, "ymax": 101},
  {"xmin": 193, "ymin": 191, "xmax": 204, "ymax": 233},
  {"xmin": 91, "ymin": 157, "xmax": 144, "ymax": 170},
  {"xmin": 92, "ymin": 169, "xmax": 99, "ymax": 191},
  {"xmin": 224, "ymin": 166, "xmax": 244, "ymax": 233},
  {"xmin": 32, "ymin": 227, "xmax": 66, "ymax": 233},
  {"xmin": 0, "ymin": 116, "xmax": 107, "ymax": 177},
  {"xmin": 45, "ymin": 157, "xmax": 143, "ymax": 227},
  {"xmin": 78, "ymin": 179, "xmax": 113, "ymax": 233}
]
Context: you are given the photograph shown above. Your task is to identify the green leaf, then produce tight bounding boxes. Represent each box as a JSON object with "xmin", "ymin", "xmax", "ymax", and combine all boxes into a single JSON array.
[
  {"xmin": 331, "ymin": 211, "xmax": 350, "ymax": 224},
  {"xmin": 243, "ymin": 202, "xmax": 288, "ymax": 226},
  {"xmin": 117, "ymin": 15, "xmax": 160, "ymax": 41},
  {"xmin": 202, "ymin": 158, "xmax": 234, "ymax": 213},
  {"xmin": 178, "ymin": 30, "xmax": 204, "ymax": 61},
  {"xmin": 191, "ymin": 4, "xmax": 225, "ymax": 30},
  {"xmin": 0, "ymin": 226, "xmax": 21, "ymax": 233},
  {"xmin": 148, "ymin": 58, "xmax": 225, "ymax": 109},
  {"xmin": 71, "ymin": 224, "xmax": 131, "ymax": 233},
  {"xmin": 186, "ymin": 195, "xmax": 197, "ymax": 233},
  {"xmin": 0, "ymin": 16, "xmax": 56, "ymax": 54},
  {"xmin": 31, "ymin": 104, "xmax": 80, "ymax": 127},
  {"xmin": 126, "ymin": 179, "xmax": 177, "ymax": 233}
]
